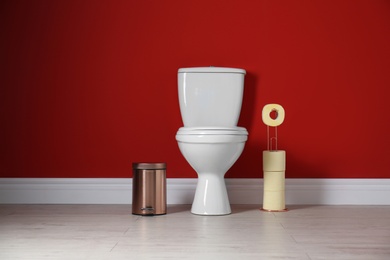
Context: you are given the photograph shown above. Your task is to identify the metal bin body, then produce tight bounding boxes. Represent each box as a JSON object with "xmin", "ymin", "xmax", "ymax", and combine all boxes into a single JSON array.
[{"xmin": 132, "ymin": 163, "xmax": 166, "ymax": 215}]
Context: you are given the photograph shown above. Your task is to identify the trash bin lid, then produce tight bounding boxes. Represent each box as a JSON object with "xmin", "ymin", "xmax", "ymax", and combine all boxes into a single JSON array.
[{"xmin": 132, "ymin": 162, "xmax": 166, "ymax": 170}]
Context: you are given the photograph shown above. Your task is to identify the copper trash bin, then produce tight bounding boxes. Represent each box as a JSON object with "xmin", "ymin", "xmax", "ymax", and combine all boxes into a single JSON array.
[{"xmin": 132, "ymin": 162, "xmax": 166, "ymax": 215}]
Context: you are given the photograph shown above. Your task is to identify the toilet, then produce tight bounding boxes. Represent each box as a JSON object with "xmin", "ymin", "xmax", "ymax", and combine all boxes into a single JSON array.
[{"xmin": 175, "ymin": 67, "xmax": 248, "ymax": 215}]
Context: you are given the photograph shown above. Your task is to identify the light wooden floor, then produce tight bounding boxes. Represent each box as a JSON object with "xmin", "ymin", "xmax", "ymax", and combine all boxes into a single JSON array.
[{"xmin": 0, "ymin": 205, "xmax": 389, "ymax": 259}]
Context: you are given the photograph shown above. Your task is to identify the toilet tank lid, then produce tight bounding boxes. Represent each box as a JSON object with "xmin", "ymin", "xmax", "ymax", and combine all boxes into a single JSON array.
[{"xmin": 178, "ymin": 67, "xmax": 246, "ymax": 74}]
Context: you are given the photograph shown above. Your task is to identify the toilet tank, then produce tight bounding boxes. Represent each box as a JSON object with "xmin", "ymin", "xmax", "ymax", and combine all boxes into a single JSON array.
[{"xmin": 178, "ymin": 67, "xmax": 246, "ymax": 127}]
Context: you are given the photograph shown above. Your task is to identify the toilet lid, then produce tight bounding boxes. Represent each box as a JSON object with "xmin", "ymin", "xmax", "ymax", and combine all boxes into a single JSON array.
[{"xmin": 177, "ymin": 127, "xmax": 248, "ymax": 135}]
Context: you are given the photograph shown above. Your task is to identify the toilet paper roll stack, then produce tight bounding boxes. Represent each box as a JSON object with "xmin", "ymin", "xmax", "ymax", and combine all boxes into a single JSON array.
[{"xmin": 262, "ymin": 150, "xmax": 286, "ymax": 211}]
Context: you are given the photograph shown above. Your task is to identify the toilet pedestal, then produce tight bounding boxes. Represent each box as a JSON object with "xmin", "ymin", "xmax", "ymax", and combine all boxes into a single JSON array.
[{"xmin": 191, "ymin": 173, "xmax": 231, "ymax": 215}]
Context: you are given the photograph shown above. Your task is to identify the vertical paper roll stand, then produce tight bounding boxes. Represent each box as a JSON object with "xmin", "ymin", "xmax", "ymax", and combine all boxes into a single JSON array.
[{"xmin": 261, "ymin": 104, "xmax": 288, "ymax": 212}]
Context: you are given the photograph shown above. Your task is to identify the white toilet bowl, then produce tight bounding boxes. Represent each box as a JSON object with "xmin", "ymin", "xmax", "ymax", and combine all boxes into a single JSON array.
[{"xmin": 176, "ymin": 127, "xmax": 248, "ymax": 215}]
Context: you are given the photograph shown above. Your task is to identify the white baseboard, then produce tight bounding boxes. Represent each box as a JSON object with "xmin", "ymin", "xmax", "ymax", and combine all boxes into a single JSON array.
[{"xmin": 0, "ymin": 178, "xmax": 389, "ymax": 205}]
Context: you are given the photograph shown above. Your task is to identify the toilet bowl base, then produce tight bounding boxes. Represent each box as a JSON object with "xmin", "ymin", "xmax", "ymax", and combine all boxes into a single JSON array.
[{"xmin": 191, "ymin": 173, "xmax": 231, "ymax": 215}]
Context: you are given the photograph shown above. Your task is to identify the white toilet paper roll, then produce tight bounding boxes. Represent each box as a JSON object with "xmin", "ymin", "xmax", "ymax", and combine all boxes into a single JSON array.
[
  {"xmin": 263, "ymin": 151, "xmax": 286, "ymax": 172},
  {"xmin": 263, "ymin": 190, "xmax": 286, "ymax": 211},
  {"xmin": 263, "ymin": 171, "xmax": 285, "ymax": 191},
  {"xmin": 262, "ymin": 104, "xmax": 285, "ymax": 127}
]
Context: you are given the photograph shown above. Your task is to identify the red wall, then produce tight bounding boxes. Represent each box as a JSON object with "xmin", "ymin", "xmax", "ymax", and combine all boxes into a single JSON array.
[{"xmin": 1, "ymin": 0, "xmax": 390, "ymax": 178}]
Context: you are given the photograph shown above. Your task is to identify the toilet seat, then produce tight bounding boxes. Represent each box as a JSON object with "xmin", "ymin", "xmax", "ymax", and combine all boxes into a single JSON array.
[
  {"xmin": 177, "ymin": 127, "xmax": 248, "ymax": 136},
  {"xmin": 176, "ymin": 127, "xmax": 248, "ymax": 143}
]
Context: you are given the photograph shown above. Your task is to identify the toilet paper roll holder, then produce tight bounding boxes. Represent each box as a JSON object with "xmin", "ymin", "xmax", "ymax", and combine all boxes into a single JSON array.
[{"xmin": 261, "ymin": 104, "xmax": 288, "ymax": 212}]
